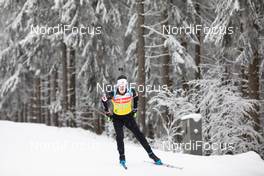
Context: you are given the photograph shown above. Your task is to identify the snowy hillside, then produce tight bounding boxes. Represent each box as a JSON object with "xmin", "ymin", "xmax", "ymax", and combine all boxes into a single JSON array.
[{"xmin": 0, "ymin": 120, "xmax": 263, "ymax": 176}]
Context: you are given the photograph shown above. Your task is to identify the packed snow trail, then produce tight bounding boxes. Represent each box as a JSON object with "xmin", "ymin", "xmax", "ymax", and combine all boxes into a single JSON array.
[{"xmin": 0, "ymin": 121, "xmax": 263, "ymax": 176}]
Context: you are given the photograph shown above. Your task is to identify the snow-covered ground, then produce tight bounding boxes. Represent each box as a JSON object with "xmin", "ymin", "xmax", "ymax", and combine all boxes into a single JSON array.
[{"xmin": 0, "ymin": 120, "xmax": 263, "ymax": 176}]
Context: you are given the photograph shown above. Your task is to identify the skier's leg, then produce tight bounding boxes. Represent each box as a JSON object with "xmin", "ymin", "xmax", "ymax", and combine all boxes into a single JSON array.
[
  {"xmin": 124, "ymin": 115, "xmax": 152, "ymax": 153},
  {"xmin": 113, "ymin": 117, "xmax": 125, "ymax": 161},
  {"xmin": 124, "ymin": 114, "xmax": 162, "ymax": 164}
]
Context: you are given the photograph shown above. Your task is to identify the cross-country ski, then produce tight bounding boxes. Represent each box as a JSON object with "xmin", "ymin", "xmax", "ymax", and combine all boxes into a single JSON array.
[{"xmin": 144, "ymin": 161, "xmax": 184, "ymax": 170}]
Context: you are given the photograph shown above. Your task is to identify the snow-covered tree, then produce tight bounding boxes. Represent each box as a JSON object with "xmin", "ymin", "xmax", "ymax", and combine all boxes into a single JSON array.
[
  {"xmin": 149, "ymin": 88, "xmax": 196, "ymax": 144},
  {"xmin": 189, "ymin": 65, "xmax": 264, "ymax": 155}
]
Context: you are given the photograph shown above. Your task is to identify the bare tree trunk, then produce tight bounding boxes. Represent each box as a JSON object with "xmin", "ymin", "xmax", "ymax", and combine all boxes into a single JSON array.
[
  {"xmin": 30, "ymin": 85, "xmax": 35, "ymax": 123},
  {"xmin": 19, "ymin": 104, "xmax": 23, "ymax": 122},
  {"xmin": 41, "ymin": 78, "xmax": 46, "ymax": 124},
  {"xmin": 161, "ymin": 1, "xmax": 172, "ymax": 89},
  {"xmin": 180, "ymin": 1, "xmax": 188, "ymax": 92},
  {"xmin": 240, "ymin": 65, "xmax": 248, "ymax": 97},
  {"xmin": 51, "ymin": 66, "xmax": 59, "ymax": 126},
  {"xmin": 95, "ymin": 118, "xmax": 103, "ymax": 134},
  {"xmin": 248, "ymin": 51, "xmax": 260, "ymax": 130},
  {"xmin": 137, "ymin": 0, "xmax": 146, "ymax": 135},
  {"xmin": 24, "ymin": 103, "xmax": 28, "ymax": 122},
  {"xmin": 240, "ymin": 0, "xmax": 261, "ymax": 131},
  {"xmin": 21, "ymin": 104, "xmax": 24, "ymax": 122},
  {"xmin": 46, "ymin": 74, "xmax": 51, "ymax": 126},
  {"xmin": 35, "ymin": 76, "xmax": 42, "ymax": 123},
  {"xmin": 63, "ymin": 0, "xmax": 79, "ymax": 127},
  {"xmin": 160, "ymin": 0, "xmax": 175, "ymax": 139},
  {"xmin": 161, "ymin": 2, "xmax": 172, "ymax": 89},
  {"xmin": 195, "ymin": 0, "xmax": 202, "ymax": 80},
  {"xmin": 240, "ymin": 0, "xmax": 247, "ymax": 98},
  {"xmin": 61, "ymin": 42, "xmax": 68, "ymax": 126},
  {"xmin": 181, "ymin": 37, "xmax": 189, "ymax": 91},
  {"xmin": 68, "ymin": 47, "xmax": 76, "ymax": 127}
]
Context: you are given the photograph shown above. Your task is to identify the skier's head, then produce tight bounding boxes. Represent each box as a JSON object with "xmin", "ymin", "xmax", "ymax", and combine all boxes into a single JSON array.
[{"xmin": 116, "ymin": 75, "xmax": 128, "ymax": 94}]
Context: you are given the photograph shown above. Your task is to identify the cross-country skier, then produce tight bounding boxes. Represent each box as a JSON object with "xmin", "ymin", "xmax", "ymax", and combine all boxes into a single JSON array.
[{"xmin": 101, "ymin": 75, "xmax": 162, "ymax": 168}]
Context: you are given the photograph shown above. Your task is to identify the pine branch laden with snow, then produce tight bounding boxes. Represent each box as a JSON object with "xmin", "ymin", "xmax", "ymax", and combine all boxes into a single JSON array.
[
  {"xmin": 164, "ymin": 35, "xmax": 197, "ymax": 73},
  {"xmin": 235, "ymin": 34, "xmax": 254, "ymax": 64},
  {"xmin": 125, "ymin": 13, "xmax": 138, "ymax": 36},
  {"xmin": 107, "ymin": 2, "xmax": 122, "ymax": 27},
  {"xmin": 0, "ymin": 0, "xmax": 62, "ymax": 75},
  {"xmin": 0, "ymin": 65, "xmax": 22, "ymax": 109},
  {"xmin": 49, "ymin": 100, "xmax": 62, "ymax": 114},
  {"xmin": 7, "ymin": 0, "xmax": 40, "ymax": 33},
  {"xmin": 204, "ymin": 0, "xmax": 239, "ymax": 46},
  {"xmin": 149, "ymin": 89, "xmax": 196, "ymax": 143},
  {"xmin": 0, "ymin": 0, "xmax": 11, "ymax": 8},
  {"xmin": 125, "ymin": 40, "xmax": 137, "ymax": 62},
  {"xmin": 53, "ymin": 0, "xmax": 63, "ymax": 10},
  {"xmin": 234, "ymin": 0, "xmax": 264, "ymax": 65},
  {"xmin": 149, "ymin": 90, "xmax": 196, "ymax": 119},
  {"xmin": 95, "ymin": 0, "xmax": 107, "ymax": 22}
]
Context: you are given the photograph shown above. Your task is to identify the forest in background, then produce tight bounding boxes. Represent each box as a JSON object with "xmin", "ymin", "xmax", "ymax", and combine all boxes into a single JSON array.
[{"xmin": 0, "ymin": 0, "xmax": 263, "ymax": 158}]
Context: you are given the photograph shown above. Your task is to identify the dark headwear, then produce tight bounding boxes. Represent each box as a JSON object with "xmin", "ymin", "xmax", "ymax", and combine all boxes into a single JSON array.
[{"xmin": 117, "ymin": 75, "xmax": 127, "ymax": 81}]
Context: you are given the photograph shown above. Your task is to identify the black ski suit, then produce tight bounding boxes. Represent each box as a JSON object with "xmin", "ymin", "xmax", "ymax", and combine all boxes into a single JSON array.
[{"xmin": 101, "ymin": 88, "xmax": 153, "ymax": 161}]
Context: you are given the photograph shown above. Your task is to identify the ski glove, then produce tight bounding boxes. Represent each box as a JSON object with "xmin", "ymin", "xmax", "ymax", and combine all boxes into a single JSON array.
[
  {"xmin": 105, "ymin": 111, "xmax": 113, "ymax": 121},
  {"xmin": 132, "ymin": 108, "xmax": 137, "ymax": 118}
]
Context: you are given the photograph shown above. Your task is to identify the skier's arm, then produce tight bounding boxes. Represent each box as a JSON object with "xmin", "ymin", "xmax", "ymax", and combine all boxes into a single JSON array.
[
  {"xmin": 132, "ymin": 89, "xmax": 138, "ymax": 110},
  {"xmin": 101, "ymin": 91, "xmax": 113, "ymax": 113}
]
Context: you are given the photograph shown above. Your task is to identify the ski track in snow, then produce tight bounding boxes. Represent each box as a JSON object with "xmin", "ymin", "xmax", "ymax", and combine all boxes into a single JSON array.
[{"xmin": 0, "ymin": 120, "xmax": 264, "ymax": 176}]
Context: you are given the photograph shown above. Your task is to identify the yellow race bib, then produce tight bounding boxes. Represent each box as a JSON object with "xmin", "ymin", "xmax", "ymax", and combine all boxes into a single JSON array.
[{"xmin": 112, "ymin": 93, "xmax": 133, "ymax": 115}]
